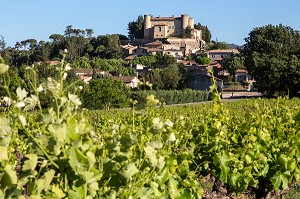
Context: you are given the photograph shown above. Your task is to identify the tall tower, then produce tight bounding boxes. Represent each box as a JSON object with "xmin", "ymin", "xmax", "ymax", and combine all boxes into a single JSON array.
[
  {"xmin": 144, "ymin": 15, "xmax": 152, "ymax": 39},
  {"xmin": 188, "ymin": 17, "xmax": 194, "ymax": 29},
  {"xmin": 181, "ymin": 14, "xmax": 189, "ymax": 33}
]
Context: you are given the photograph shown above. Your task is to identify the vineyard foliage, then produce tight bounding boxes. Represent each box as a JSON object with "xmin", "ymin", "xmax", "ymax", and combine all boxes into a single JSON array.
[{"xmin": 0, "ymin": 54, "xmax": 300, "ymax": 198}]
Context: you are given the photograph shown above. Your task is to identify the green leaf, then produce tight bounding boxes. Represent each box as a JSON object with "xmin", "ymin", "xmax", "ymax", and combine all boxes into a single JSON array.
[
  {"xmin": 271, "ymin": 171, "xmax": 291, "ymax": 191},
  {"xmin": 144, "ymin": 145, "xmax": 157, "ymax": 168},
  {"xmin": 0, "ymin": 146, "xmax": 8, "ymax": 161},
  {"xmin": 29, "ymin": 195, "xmax": 42, "ymax": 199},
  {"xmin": 0, "ymin": 164, "xmax": 18, "ymax": 189},
  {"xmin": 23, "ymin": 154, "xmax": 38, "ymax": 171},
  {"xmin": 66, "ymin": 117, "xmax": 79, "ymax": 143},
  {"xmin": 68, "ymin": 186, "xmax": 85, "ymax": 199},
  {"xmin": 0, "ymin": 117, "xmax": 12, "ymax": 146},
  {"xmin": 48, "ymin": 123, "xmax": 67, "ymax": 146},
  {"xmin": 160, "ymin": 167, "xmax": 169, "ymax": 185},
  {"xmin": 36, "ymin": 169, "xmax": 55, "ymax": 194},
  {"xmin": 0, "ymin": 63, "xmax": 9, "ymax": 74},
  {"xmin": 213, "ymin": 151, "xmax": 230, "ymax": 183},
  {"xmin": 86, "ymin": 151, "xmax": 96, "ymax": 170},
  {"xmin": 16, "ymin": 87, "xmax": 28, "ymax": 101},
  {"xmin": 120, "ymin": 163, "xmax": 139, "ymax": 181},
  {"xmin": 168, "ymin": 177, "xmax": 179, "ymax": 198},
  {"xmin": 51, "ymin": 185, "xmax": 66, "ymax": 198}
]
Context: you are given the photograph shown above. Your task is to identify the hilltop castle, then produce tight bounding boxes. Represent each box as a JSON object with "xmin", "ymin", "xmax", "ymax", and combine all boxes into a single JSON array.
[{"xmin": 143, "ymin": 14, "xmax": 201, "ymax": 41}]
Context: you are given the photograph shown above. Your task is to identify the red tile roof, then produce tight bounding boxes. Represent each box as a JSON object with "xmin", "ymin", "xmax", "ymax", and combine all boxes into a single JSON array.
[
  {"xmin": 208, "ymin": 49, "xmax": 239, "ymax": 54},
  {"xmin": 112, "ymin": 76, "xmax": 138, "ymax": 83},
  {"xmin": 74, "ymin": 68, "xmax": 103, "ymax": 74},
  {"xmin": 236, "ymin": 69, "xmax": 248, "ymax": 73},
  {"xmin": 151, "ymin": 17, "xmax": 176, "ymax": 21}
]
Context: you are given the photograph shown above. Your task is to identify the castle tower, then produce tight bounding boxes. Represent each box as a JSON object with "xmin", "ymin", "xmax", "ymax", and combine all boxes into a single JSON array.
[
  {"xmin": 144, "ymin": 15, "xmax": 152, "ymax": 39},
  {"xmin": 181, "ymin": 14, "xmax": 189, "ymax": 32},
  {"xmin": 188, "ymin": 17, "xmax": 194, "ymax": 29}
]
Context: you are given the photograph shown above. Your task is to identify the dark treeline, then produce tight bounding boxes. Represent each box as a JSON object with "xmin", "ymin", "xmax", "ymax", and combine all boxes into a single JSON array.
[{"xmin": 0, "ymin": 25, "xmax": 127, "ymax": 67}]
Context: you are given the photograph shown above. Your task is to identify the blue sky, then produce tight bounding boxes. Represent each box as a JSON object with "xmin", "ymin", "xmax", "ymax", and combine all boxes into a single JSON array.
[{"xmin": 2, "ymin": 0, "xmax": 300, "ymax": 47}]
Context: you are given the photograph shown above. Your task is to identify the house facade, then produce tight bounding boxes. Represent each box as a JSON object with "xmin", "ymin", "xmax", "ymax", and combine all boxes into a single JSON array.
[
  {"xmin": 112, "ymin": 76, "xmax": 141, "ymax": 88},
  {"xmin": 74, "ymin": 68, "xmax": 107, "ymax": 83},
  {"xmin": 207, "ymin": 49, "xmax": 239, "ymax": 61}
]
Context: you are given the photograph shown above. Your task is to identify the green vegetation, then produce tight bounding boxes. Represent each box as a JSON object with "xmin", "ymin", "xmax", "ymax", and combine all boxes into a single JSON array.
[
  {"xmin": 194, "ymin": 23, "xmax": 212, "ymax": 43},
  {"xmin": 0, "ymin": 57, "xmax": 300, "ymax": 198},
  {"xmin": 131, "ymin": 89, "xmax": 209, "ymax": 106},
  {"xmin": 242, "ymin": 24, "xmax": 300, "ymax": 97},
  {"xmin": 221, "ymin": 54, "xmax": 244, "ymax": 80},
  {"xmin": 127, "ymin": 15, "xmax": 144, "ymax": 39},
  {"xmin": 81, "ymin": 77, "xmax": 130, "ymax": 110},
  {"xmin": 208, "ymin": 40, "xmax": 229, "ymax": 50}
]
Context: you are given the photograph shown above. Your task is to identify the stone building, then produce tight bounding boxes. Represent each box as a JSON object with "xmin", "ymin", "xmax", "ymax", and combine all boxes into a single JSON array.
[{"xmin": 144, "ymin": 14, "xmax": 201, "ymax": 41}]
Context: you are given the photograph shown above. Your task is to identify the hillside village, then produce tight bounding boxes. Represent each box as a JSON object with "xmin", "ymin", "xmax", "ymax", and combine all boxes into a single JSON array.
[
  {"xmin": 74, "ymin": 14, "xmax": 252, "ymax": 92},
  {"xmin": 0, "ymin": 13, "xmax": 258, "ymax": 109}
]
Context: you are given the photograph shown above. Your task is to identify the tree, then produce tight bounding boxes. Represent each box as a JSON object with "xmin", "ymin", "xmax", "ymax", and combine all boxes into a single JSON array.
[
  {"xmin": 221, "ymin": 54, "xmax": 244, "ymax": 80},
  {"xmin": 128, "ymin": 15, "xmax": 144, "ymax": 39},
  {"xmin": 85, "ymin": 29, "xmax": 94, "ymax": 38},
  {"xmin": 81, "ymin": 77, "xmax": 130, "ymax": 109},
  {"xmin": 131, "ymin": 55, "xmax": 156, "ymax": 67},
  {"xmin": 241, "ymin": 24, "xmax": 300, "ymax": 96},
  {"xmin": 197, "ymin": 56, "xmax": 211, "ymax": 65},
  {"xmin": 0, "ymin": 35, "xmax": 6, "ymax": 52},
  {"xmin": 154, "ymin": 54, "xmax": 177, "ymax": 68},
  {"xmin": 160, "ymin": 64, "xmax": 182, "ymax": 89},
  {"xmin": 194, "ymin": 23, "xmax": 212, "ymax": 43},
  {"xmin": 90, "ymin": 34, "xmax": 123, "ymax": 59},
  {"xmin": 145, "ymin": 69, "xmax": 164, "ymax": 90},
  {"xmin": 208, "ymin": 40, "xmax": 229, "ymax": 50},
  {"xmin": 182, "ymin": 26, "xmax": 192, "ymax": 38}
]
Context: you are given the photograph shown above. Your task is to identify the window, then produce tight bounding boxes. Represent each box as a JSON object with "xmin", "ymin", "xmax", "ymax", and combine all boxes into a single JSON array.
[
  {"xmin": 237, "ymin": 75, "xmax": 246, "ymax": 82},
  {"xmin": 159, "ymin": 27, "xmax": 162, "ymax": 32}
]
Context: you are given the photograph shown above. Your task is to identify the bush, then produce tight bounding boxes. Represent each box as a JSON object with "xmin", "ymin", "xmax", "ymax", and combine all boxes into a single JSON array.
[
  {"xmin": 131, "ymin": 89, "xmax": 209, "ymax": 106},
  {"xmin": 81, "ymin": 77, "xmax": 130, "ymax": 109}
]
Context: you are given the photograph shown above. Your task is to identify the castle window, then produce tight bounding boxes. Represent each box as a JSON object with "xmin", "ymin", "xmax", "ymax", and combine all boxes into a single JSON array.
[{"xmin": 159, "ymin": 27, "xmax": 162, "ymax": 32}]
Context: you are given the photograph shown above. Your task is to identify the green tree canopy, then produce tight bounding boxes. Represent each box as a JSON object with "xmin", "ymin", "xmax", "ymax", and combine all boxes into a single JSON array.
[
  {"xmin": 194, "ymin": 23, "xmax": 212, "ymax": 43},
  {"xmin": 145, "ymin": 69, "xmax": 164, "ymax": 90},
  {"xmin": 131, "ymin": 55, "xmax": 156, "ymax": 67},
  {"xmin": 241, "ymin": 24, "xmax": 300, "ymax": 96},
  {"xmin": 154, "ymin": 54, "xmax": 177, "ymax": 68},
  {"xmin": 208, "ymin": 40, "xmax": 229, "ymax": 50},
  {"xmin": 182, "ymin": 26, "xmax": 192, "ymax": 38},
  {"xmin": 0, "ymin": 35, "xmax": 6, "ymax": 52},
  {"xmin": 160, "ymin": 64, "xmax": 182, "ymax": 90},
  {"xmin": 128, "ymin": 15, "xmax": 144, "ymax": 39},
  {"xmin": 221, "ymin": 54, "xmax": 244, "ymax": 80},
  {"xmin": 81, "ymin": 77, "xmax": 130, "ymax": 109},
  {"xmin": 90, "ymin": 34, "xmax": 124, "ymax": 59}
]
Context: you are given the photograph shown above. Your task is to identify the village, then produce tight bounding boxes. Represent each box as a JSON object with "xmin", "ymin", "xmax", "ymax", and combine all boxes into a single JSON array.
[{"xmin": 71, "ymin": 14, "xmax": 255, "ymax": 98}]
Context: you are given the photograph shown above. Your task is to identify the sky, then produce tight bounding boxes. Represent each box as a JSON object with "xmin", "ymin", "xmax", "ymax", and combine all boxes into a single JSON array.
[{"xmin": 2, "ymin": 0, "xmax": 300, "ymax": 47}]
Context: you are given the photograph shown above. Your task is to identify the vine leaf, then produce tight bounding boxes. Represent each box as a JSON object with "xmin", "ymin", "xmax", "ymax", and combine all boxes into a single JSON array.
[
  {"xmin": 120, "ymin": 163, "xmax": 139, "ymax": 181},
  {"xmin": 271, "ymin": 171, "xmax": 291, "ymax": 191}
]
